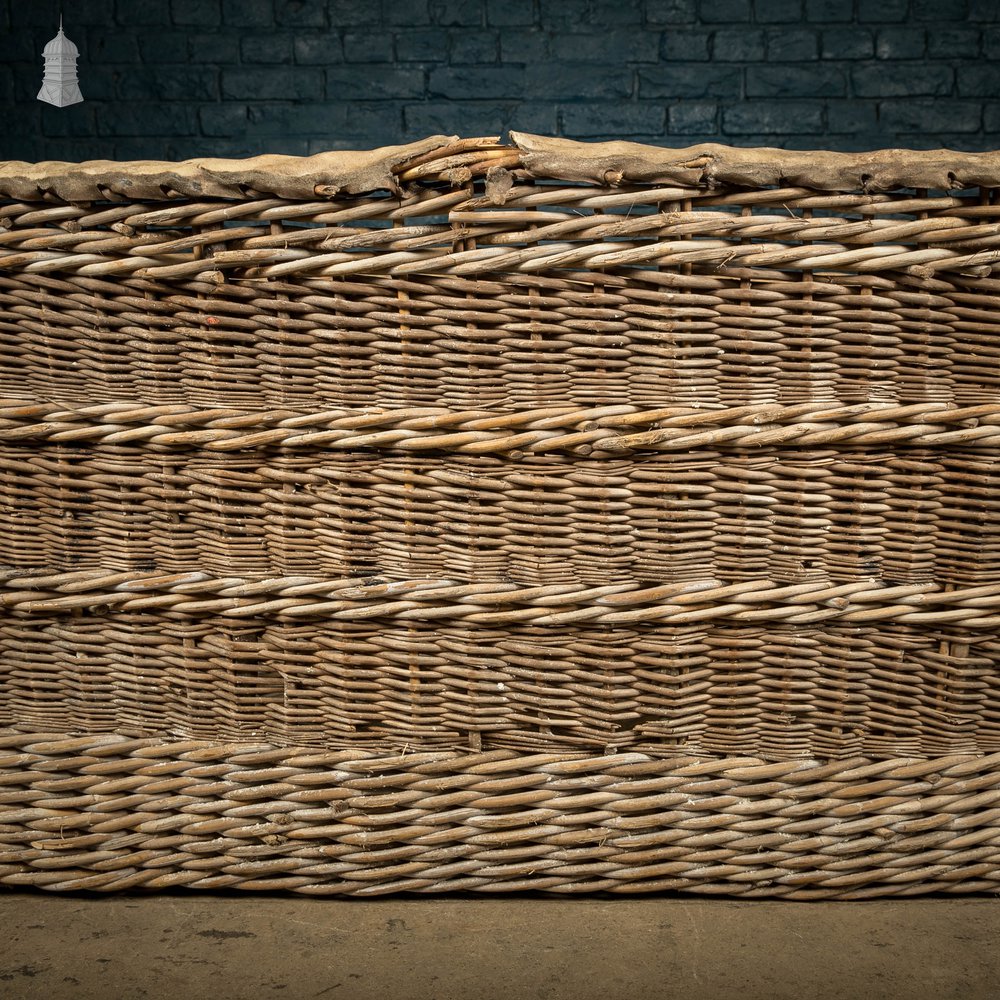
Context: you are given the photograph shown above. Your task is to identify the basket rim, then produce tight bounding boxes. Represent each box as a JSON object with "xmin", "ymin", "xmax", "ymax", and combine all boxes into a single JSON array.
[{"xmin": 2, "ymin": 131, "xmax": 1000, "ymax": 203}]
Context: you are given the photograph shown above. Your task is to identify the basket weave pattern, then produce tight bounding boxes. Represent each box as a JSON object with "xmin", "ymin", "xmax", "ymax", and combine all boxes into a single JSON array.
[{"xmin": 1, "ymin": 134, "xmax": 999, "ymax": 896}]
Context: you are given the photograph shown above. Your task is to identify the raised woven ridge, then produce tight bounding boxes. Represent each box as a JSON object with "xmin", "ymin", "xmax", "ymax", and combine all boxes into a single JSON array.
[
  {"xmin": 2, "ymin": 400, "xmax": 999, "ymax": 453},
  {"xmin": 1, "ymin": 732, "xmax": 998, "ymax": 897},
  {"xmin": 2, "ymin": 569, "xmax": 999, "ymax": 625}
]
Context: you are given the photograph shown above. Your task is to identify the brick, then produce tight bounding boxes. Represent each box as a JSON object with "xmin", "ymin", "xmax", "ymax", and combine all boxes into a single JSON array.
[
  {"xmin": 661, "ymin": 30, "xmax": 712, "ymax": 61},
  {"xmin": 385, "ymin": 1, "xmax": 433, "ymax": 24},
  {"xmin": 294, "ymin": 36, "xmax": 346, "ymax": 63},
  {"xmin": 713, "ymin": 29, "xmax": 765, "ymax": 61},
  {"xmin": 970, "ymin": 0, "xmax": 1000, "ymax": 18},
  {"xmin": 275, "ymin": 0, "xmax": 327, "ymax": 26},
  {"xmin": 333, "ymin": 126, "xmax": 403, "ymax": 148},
  {"xmin": 1, "ymin": 28, "xmax": 36, "ymax": 62},
  {"xmin": 561, "ymin": 103, "xmax": 665, "ymax": 136},
  {"xmin": 4, "ymin": 137, "xmax": 41, "ymax": 163},
  {"xmin": 13, "ymin": 63, "xmax": 49, "ymax": 103},
  {"xmin": 722, "ymin": 102, "xmax": 825, "ymax": 133},
  {"xmin": 334, "ymin": 133, "xmax": 419, "ymax": 152},
  {"xmin": 97, "ymin": 139, "xmax": 150, "ymax": 160},
  {"xmin": 38, "ymin": 139, "xmax": 107, "ymax": 161},
  {"xmin": 986, "ymin": 27, "xmax": 1000, "ymax": 59},
  {"xmin": 241, "ymin": 36, "xmax": 295, "ymax": 63},
  {"xmin": 857, "ymin": 0, "xmax": 909, "ymax": 20},
  {"xmin": 343, "ymin": 31, "xmax": 396, "ymax": 62},
  {"xmin": 957, "ymin": 65, "xmax": 1000, "ymax": 98},
  {"xmin": 645, "ymin": 0, "xmax": 698, "ymax": 23},
  {"xmin": 487, "ymin": 0, "xmax": 536, "ymax": 25},
  {"xmin": 639, "ymin": 64, "xmax": 741, "ymax": 99},
  {"xmin": 430, "ymin": 0, "xmax": 485, "ymax": 25},
  {"xmin": 852, "ymin": 64, "xmax": 952, "ymax": 97},
  {"xmin": 96, "ymin": 103, "xmax": 198, "ymax": 136},
  {"xmin": 120, "ymin": 67, "xmax": 220, "ymax": 101},
  {"xmin": 514, "ymin": 101, "xmax": 570, "ymax": 133},
  {"xmin": 403, "ymin": 100, "xmax": 556, "ymax": 135},
  {"xmin": 526, "ymin": 63, "xmax": 633, "ymax": 99},
  {"xmin": 820, "ymin": 28, "xmax": 874, "ymax": 59},
  {"xmin": 829, "ymin": 134, "xmax": 890, "ymax": 153},
  {"xmin": 12, "ymin": 67, "xmax": 43, "ymax": 104},
  {"xmin": 75, "ymin": 67, "xmax": 117, "ymax": 101},
  {"xmin": 699, "ymin": 0, "xmax": 751, "ymax": 21},
  {"xmin": 668, "ymin": 131, "xmax": 723, "ymax": 145},
  {"xmin": 394, "ymin": 30, "xmax": 443, "ymax": 61},
  {"xmin": 754, "ymin": 0, "xmax": 803, "ymax": 21},
  {"xmin": 344, "ymin": 102, "xmax": 403, "ymax": 137},
  {"xmin": 667, "ymin": 101, "xmax": 717, "ymax": 134},
  {"xmin": 450, "ymin": 30, "xmax": 500, "ymax": 63},
  {"xmin": 879, "ymin": 99, "xmax": 981, "ymax": 133},
  {"xmin": 499, "ymin": 27, "xmax": 550, "ymax": 63},
  {"xmin": 222, "ymin": 68, "xmax": 324, "ymax": 100},
  {"xmin": 9, "ymin": 4, "xmax": 56, "ymax": 25},
  {"xmin": 206, "ymin": 137, "xmax": 311, "ymax": 156},
  {"xmin": 221, "ymin": 0, "xmax": 272, "ymax": 25},
  {"xmin": 537, "ymin": 0, "xmax": 590, "ymax": 28},
  {"xmin": 309, "ymin": 137, "xmax": 350, "ymax": 153},
  {"xmin": 114, "ymin": 0, "xmax": 170, "ymax": 25},
  {"xmin": 326, "ymin": 66, "xmax": 426, "ymax": 99},
  {"xmin": 246, "ymin": 102, "xmax": 349, "ymax": 133},
  {"xmin": 825, "ymin": 100, "xmax": 878, "ymax": 133},
  {"xmin": 138, "ymin": 32, "xmax": 189, "ymax": 63},
  {"xmin": 943, "ymin": 136, "xmax": 995, "ymax": 152},
  {"xmin": 88, "ymin": 29, "xmax": 140, "ymax": 62},
  {"xmin": 189, "ymin": 33, "xmax": 239, "ymax": 61},
  {"xmin": 402, "ymin": 102, "xmax": 462, "ymax": 137},
  {"xmin": 875, "ymin": 28, "xmax": 925, "ymax": 59},
  {"xmin": 327, "ymin": 0, "xmax": 381, "ymax": 24},
  {"xmin": 429, "ymin": 65, "xmax": 524, "ymax": 98},
  {"xmin": 552, "ymin": 30, "xmax": 659, "ymax": 63},
  {"xmin": 0, "ymin": 104, "xmax": 40, "ymax": 137},
  {"xmin": 766, "ymin": 28, "xmax": 817, "ymax": 60},
  {"xmin": 40, "ymin": 104, "xmax": 96, "ymax": 137},
  {"xmin": 60, "ymin": 0, "xmax": 115, "ymax": 24},
  {"xmin": 172, "ymin": 0, "xmax": 220, "ymax": 24},
  {"xmin": 747, "ymin": 65, "xmax": 845, "ymax": 97},
  {"xmin": 199, "ymin": 104, "xmax": 249, "ymax": 136},
  {"xmin": 804, "ymin": 0, "xmax": 852, "ymax": 20},
  {"xmin": 927, "ymin": 27, "xmax": 981, "ymax": 58},
  {"xmin": 912, "ymin": 0, "xmax": 968, "ymax": 17},
  {"xmin": 985, "ymin": 104, "xmax": 1000, "ymax": 132},
  {"xmin": 153, "ymin": 138, "xmax": 235, "ymax": 159},
  {"xmin": 784, "ymin": 134, "xmax": 837, "ymax": 150},
  {"xmin": 590, "ymin": 0, "xmax": 644, "ymax": 23}
]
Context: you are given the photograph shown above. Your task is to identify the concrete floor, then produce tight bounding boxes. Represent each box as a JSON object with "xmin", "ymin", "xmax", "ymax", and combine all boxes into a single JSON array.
[{"xmin": 1, "ymin": 893, "xmax": 998, "ymax": 999}]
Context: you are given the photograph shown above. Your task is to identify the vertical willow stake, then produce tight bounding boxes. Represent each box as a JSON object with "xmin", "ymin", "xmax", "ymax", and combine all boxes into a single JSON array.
[{"xmin": 37, "ymin": 17, "xmax": 84, "ymax": 108}]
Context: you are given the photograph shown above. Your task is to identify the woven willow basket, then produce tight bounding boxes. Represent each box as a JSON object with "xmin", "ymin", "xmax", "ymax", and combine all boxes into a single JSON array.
[{"xmin": 1, "ymin": 133, "xmax": 999, "ymax": 898}]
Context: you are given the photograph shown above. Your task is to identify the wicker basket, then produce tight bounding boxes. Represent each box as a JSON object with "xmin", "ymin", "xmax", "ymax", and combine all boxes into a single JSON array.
[{"xmin": 1, "ymin": 133, "xmax": 999, "ymax": 897}]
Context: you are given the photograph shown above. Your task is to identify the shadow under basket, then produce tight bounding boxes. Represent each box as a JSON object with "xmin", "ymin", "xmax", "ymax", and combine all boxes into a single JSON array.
[{"xmin": 1, "ymin": 133, "xmax": 999, "ymax": 898}]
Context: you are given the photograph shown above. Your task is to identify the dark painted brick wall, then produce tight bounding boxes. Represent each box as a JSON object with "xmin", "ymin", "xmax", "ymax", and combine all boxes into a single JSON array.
[{"xmin": 1, "ymin": 0, "xmax": 997, "ymax": 161}]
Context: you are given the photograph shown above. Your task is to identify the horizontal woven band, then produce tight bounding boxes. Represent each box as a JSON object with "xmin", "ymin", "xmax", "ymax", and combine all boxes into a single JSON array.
[
  {"xmin": 3, "ymin": 400, "xmax": 999, "ymax": 454},
  {"xmin": 3, "ymin": 569, "xmax": 1000, "ymax": 625},
  {"xmin": 2, "ymin": 730, "xmax": 999, "ymax": 897},
  {"xmin": 4, "ymin": 229, "xmax": 1000, "ymax": 280}
]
